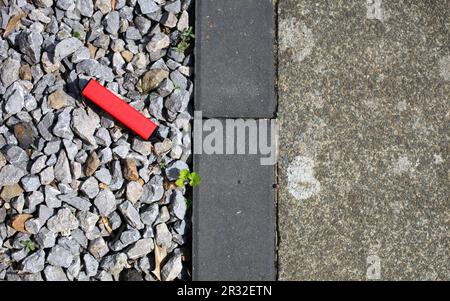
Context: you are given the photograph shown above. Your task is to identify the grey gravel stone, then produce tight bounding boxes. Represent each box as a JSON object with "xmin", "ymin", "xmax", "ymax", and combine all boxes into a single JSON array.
[
  {"xmin": 132, "ymin": 138, "xmax": 153, "ymax": 156},
  {"xmin": 138, "ymin": 0, "xmax": 159, "ymax": 14},
  {"xmin": 4, "ymin": 146, "xmax": 28, "ymax": 165},
  {"xmin": 110, "ymin": 227, "xmax": 141, "ymax": 251},
  {"xmin": 54, "ymin": 38, "xmax": 83, "ymax": 61},
  {"xmin": 72, "ymin": 108, "xmax": 98, "ymax": 146},
  {"xmin": 140, "ymin": 204, "xmax": 159, "ymax": 226},
  {"xmin": 21, "ymin": 250, "xmax": 46, "ymax": 273},
  {"xmin": 149, "ymin": 94, "xmax": 164, "ymax": 120},
  {"xmin": 109, "ymin": 160, "xmax": 124, "ymax": 191},
  {"xmin": 56, "ymin": 0, "xmax": 75, "ymax": 10},
  {"xmin": 103, "ymin": 11, "xmax": 120, "ymax": 35},
  {"xmin": 95, "ymin": 127, "xmax": 111, "ymax": 147},
  {"xmin": 40, "ymin": 166, "xmax": 55, "ymax": 186},
  {"xmin": 84, "ymin": 253, "xmax": 99, "ymax": 276},
  {"xmin": 17, "ymin": 29, "xmax": 43, "ymax": 64},
  {"xmin": 54, "ymin": 150, "xmax": 72, "ymax": 184},
  {"xmin": 161, "ymin": 252, "xmax": 182, "ymax": 281},
  {"xmin": 119, "ymin": 201, "xmax": 144, "ymax": 230},
  {"xmin": 77, "ymin": 211, "xmax": 99, "ymax": 233},
  {"xmin": 44, "ymin": 185, "xmax": 61, "ymax": 208},
  {"xmin": 24, "ymin": 218, "xmax": 44, "ymax": 234},
  {"xmin": 59, "ymin": 194, "xmax": 91, "ymax": 211},
  {"xmin": 53, "ymin": 108, "xmax": 73, "ymax": 139},
  {"xmin": 76, "ymin": 0, "xmax": 94, "ymax": 17},
  {"xmin": 165, "ymin": 0, "xmax": 181, "ymax": 14},
  {"xmin": 94, "ymin": 168, "xmax": 112, "ymax": 185},
  {"xmin": 126, "ymin": 181, "xmax": 143, "ymax": 204},
  {"xmin": 44, "ymin": 265, "xmax": 68, "ymax": 281},
  {"xmin": 67, "ymin": 256, "xmax": 82, "ymax": 280},
  {"xmin": 27, "ymin": 191, "xmax": 45, "ymax": 211},
  {"xmin": 94, "ymin": 0, "xmax": 111, "ymax": 14},
  {"xmin": 96, "ymin": 270, "xmax": 114, "ymax": 281},
  {"xmin": 0, "ymin": 165, "xmax": 26, "ymax": 186},
  {"xmin": 0, "ymin": 58, "xmax": 20, "ymax": 88},
  {"xmin": 89, "ymin": 237, "xmax": 109, "ymax": 258},
  {"xmin": 170, "ymin": 191, "xmax": 186, "ymax": 220},
  {"xmin": 76, "ymin": 59, "xmax": 114, "ymax": 82},
  {"xmin": 80, "ymin": 177, "xmax": 99, "ymax": 199},
  {"xmin": 48, "ymin": 245, "xmax": 74, "ymax": 268},
  {"xmin": 72, "ymin": 47, "xmax": 90, "ymax": 64},
  {"xmin": 38, "ymin": 205, "xmax": 54, "ymax": 222},
  {"xmin": 165, "ymin": 160, "xmax": 189, "ymax": 181},
  {"xmin": 94, "ymin": 189, "xmax": 116, "ymax": 216},
  {"xmin": 155, "ymin": 222, "xmax": 172, "ymax": 248},
  {"xmin": 47, "ymin": 208, "xmax": 79, "ymax": 234},
  {"xmin": 100, "ymin": 253, "xmax": 128, "ymax": 280},
  {"xmin": 112, "ymin": 144, "xmax": 129, "ymax": 159},
  {"xmin": 37, "ymin": 111, "xmax": 55, "ymax": 141},
  {"xmin": 5, "ymin": 85, "xmax": 25, "ymax": 115},
  {"xmin": 153, "ymin": 139, "xmax": 173, "ymax": 156},
  {"xmin": 126, "ymin": 238, "xmax": 154, "ymax": 260},
  {"xmin": 58, "ymin": 237, "xmax": 82, "ymax": 256},
  {"xmin": 125, "ymin": 27, "xmax": 142, "ymax": 40}
]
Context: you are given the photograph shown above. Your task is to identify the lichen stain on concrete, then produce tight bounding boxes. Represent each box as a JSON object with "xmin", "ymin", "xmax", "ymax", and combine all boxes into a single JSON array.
[
  {"xmin": 366, "ymin": 0, "xmax": 384, "ymax": 21},
  {"xmin": 396, "ymin": 100, "xmax": 408, "ymax": 113},
  {"xmin": 287, "ymin": 156, "xmax": 321, "ymax": 200},
  {"xmin": 433, "ymin": 154, "xmax": 444, "ymax": 165},
  {"xmin": 279, "ymin": 17, "xmax": 315, "ymax": 63},
  {"xmin": 438, "ymin": 55, "xmax": 450, "ymax": 81}
]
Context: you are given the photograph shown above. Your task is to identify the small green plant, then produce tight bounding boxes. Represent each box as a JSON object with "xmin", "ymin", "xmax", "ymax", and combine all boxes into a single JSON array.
[
  {"xmin": 29, "ymin": 143, "xmax": 37, "ymax": 151},
  {"xmin": 21, "ymin": 240, "xmax": 37, "ymax": 252},
  {"xmin": 159, "ymin": 159, "xmax": 167, "ymax": 170},
  {"xmin": 175, "ymin": 27, "xmax": 195, "ymax": 54},
  {"xmin": 176, "ymin": 169, "xmax": 201, "ymax": 188},
  {"xmin": 72, "ymin": 31, "xmax": 81, "ymax": 39}
]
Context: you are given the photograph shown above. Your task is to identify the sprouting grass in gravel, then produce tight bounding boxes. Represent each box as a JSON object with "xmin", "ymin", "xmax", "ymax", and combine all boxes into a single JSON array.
[
  {"xmin": 175, "ymin": 27, "xmax": 195, "ymax": 54},
  {"xmin": 159, "ymin": 159, "xmax": 167, "ymax": 170},
  {"xmin": 72, "ymin": 31, "xmax": 81, "ymax": 39},
  {"xmin": 21, "ymin": 240, "xmax": 37, "ymax": 253},
  {"xmin": 176, "ymin": 169, "xmax": 201, "ymax": 188}
]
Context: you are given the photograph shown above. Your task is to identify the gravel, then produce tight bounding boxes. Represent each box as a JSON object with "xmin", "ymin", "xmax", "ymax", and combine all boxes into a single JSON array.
[{"xmin": 0, "ymin": 0, "xmax": 193, "ymax": 282}]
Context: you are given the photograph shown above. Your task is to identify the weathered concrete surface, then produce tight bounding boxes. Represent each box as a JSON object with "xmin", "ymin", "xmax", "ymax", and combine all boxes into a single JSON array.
[{"xmin": 278, "ymin": 0, "xmax": 449, "ymax": 280}]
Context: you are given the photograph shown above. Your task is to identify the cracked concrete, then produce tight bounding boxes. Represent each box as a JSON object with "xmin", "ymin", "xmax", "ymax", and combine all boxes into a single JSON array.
[{"xmin": 277, "ymin": 0, "xmax": 449, "ymax": 280}]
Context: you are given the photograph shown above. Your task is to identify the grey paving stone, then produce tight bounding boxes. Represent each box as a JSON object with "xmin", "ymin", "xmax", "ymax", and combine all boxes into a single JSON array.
[
  {"xmin": 193, "ymin": 120, "xmax": 276, "ymax": 281},
  {"xmin": 195, "ymin": 0, "xmax": 276, "ymax": 118},
  {"xmin": 278, "ymin": 0, "xmax": 450, "ymax": 280}
]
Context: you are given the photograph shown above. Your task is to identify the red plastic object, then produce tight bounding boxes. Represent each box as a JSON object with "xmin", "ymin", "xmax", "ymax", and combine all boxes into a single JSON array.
[{"xmin": 82, "ymin": 79, "xmax": 158, "ymax": 140}]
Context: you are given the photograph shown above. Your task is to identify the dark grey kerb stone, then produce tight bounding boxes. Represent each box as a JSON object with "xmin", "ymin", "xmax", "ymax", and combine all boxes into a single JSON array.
[
  {"xmin": 193, "ymin": 119, "xmax": 276, "ymax": 281},
  {"xmin": 195, "ymin": 0, "xmax": 276, "ymax": 118}
]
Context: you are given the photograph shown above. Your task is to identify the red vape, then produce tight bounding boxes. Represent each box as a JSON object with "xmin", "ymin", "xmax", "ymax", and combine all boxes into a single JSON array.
[{"xmin": 82, "ymin": 79, "xmax": 158, "ymax": 141}]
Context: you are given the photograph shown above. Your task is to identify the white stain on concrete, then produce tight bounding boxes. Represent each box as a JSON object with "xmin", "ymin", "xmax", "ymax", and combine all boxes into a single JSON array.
[
  {"xmin": 438, "ymin": 55, "xmax": 450, "ymax": 81},
  {"xmin": 366, "ymin": 0, "xmax": 384, "ymax": 21},
  {"xmin": 279, "ymin": 17, "xmax": 315, "ymax": 63},
  {"xmin": 287, "ymin": 156, "xmax": 321, "ymax": 200},
  {"xmin": 391, "ymin": 156, "xmax": 415, "ymax": 175},
  {"xmin": 366, "ymin": 254, "xmax": 382, "ymax": 280}
]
